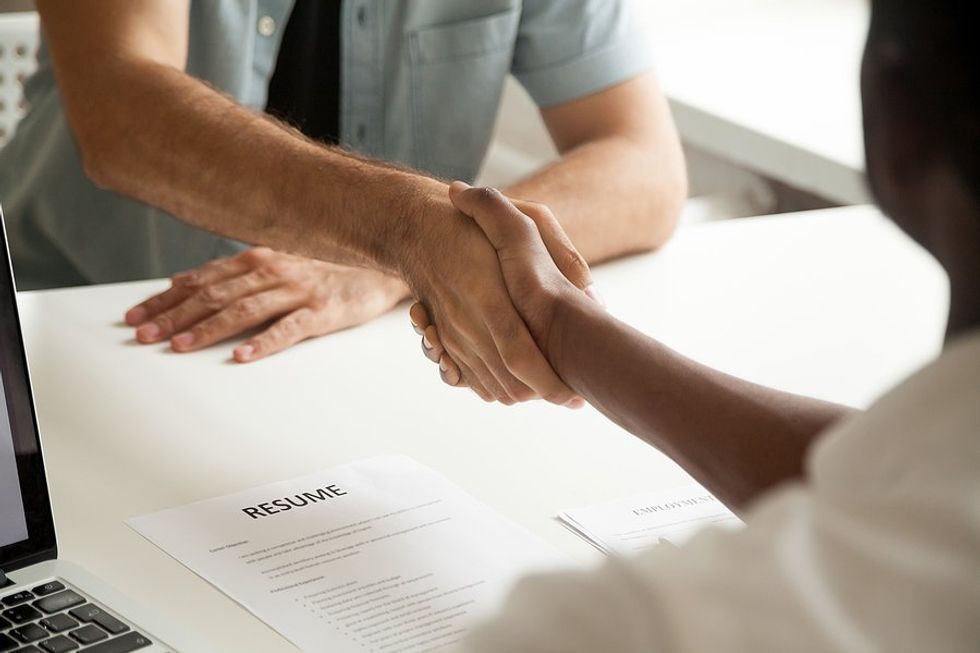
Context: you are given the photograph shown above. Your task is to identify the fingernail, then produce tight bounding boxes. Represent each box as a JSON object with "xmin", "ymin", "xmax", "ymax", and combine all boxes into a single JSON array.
[
  {"xmin": 235, "ymin": 344, "xmax": 254, "ymax": 361},
  {"xmin": 126, "ymin": 307, "xmax": 147, "ymax": 325},
  {"xmin": 439, "ymin": 358, "xmax": 448, "ymax": 372},
  {"xmin": 422, "ymin": 335, "xmax": 433, "ymax": 350},
  {"xmin": 136, "ymin": 323, "xmax": 161, "ymax": 341},
  {"xmin": 584, "ymin": 283, "xmax": 606, "ymax": 307},
  {"xmin": 171, "ymin": 332, "xmax": 195, "ymax": 349},
  {"xmin": 565, "ymin": 397, "xmax": 586, "ymax": 409}
]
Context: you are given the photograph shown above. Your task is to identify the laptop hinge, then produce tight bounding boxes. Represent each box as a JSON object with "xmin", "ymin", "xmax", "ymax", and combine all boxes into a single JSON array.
[{"xmin": 0, "ymin": 569, "xmax": 12, "ymax": 588}]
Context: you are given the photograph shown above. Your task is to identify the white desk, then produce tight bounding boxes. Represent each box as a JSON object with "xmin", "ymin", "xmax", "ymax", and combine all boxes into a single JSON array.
[
  {"xmin": 18, "ymin": 206, "xmax": 947, "ymax": 651},
  {"xmin": 644, "ymin": 0, "xmax": 870, "ymax": 205}
]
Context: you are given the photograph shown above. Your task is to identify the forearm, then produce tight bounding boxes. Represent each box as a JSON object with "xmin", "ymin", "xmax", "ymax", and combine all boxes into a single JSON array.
[
  {"xmin": 67, "ymin": 58, "xmax": 437, "ymax": 274},
  {"xmin": 504, "ymin": 137, "xmax": 685, "ymax": 264},
  {"xmin": 549, "ymin": 295, "xmax": 853, "ymax": 510}
]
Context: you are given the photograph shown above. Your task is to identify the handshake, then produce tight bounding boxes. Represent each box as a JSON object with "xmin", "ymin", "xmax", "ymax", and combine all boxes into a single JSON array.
[
  {"xmin": 124, "ymin": 176, "xmax": 603, "ymax": 407},
  {"xmin": 405, "ymin": 182, "xmax": 600, "ymax": 409}
]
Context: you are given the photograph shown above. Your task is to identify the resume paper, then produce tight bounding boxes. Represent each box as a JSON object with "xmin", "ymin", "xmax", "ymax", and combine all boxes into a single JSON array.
[
  {"xmin": 558, "ymin": 485, "xmax": 742, "ymax": 554},
  {"xmin": 128, "ymin": 456, "xmax": 567, "ymax": 653}
]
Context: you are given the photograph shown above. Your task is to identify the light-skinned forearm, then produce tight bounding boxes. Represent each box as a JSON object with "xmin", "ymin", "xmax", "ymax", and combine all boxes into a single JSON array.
[
  {"xmin": 504, "ymin": 136, "xmax": 685, "ymax": 264},
  {"xmin": 548, "ymin": 295, "xmax": 853, "ymax": 510},
  {"xmin": 63, "ymin": 58, "xmax": 438, "ymax": 276}
]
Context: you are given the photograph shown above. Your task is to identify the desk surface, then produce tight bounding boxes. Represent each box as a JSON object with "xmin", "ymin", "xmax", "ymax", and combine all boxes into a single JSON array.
[
  {"xmin": 18, "ymin": 206, "xmax": 947, "ymax": 651},
  {"xmin": 645, "ymin": 0, "xmax": 869, "ymax": 205}
]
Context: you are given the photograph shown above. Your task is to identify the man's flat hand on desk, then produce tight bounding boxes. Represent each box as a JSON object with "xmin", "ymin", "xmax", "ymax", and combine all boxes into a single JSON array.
[{"xmin": 124, "ymin": 248, "xmax": 409, "ymax": 362}]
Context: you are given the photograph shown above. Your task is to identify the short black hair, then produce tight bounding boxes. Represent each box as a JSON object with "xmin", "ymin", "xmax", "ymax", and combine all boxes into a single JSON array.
[{"xmin": 869, "ymin": 1, "xmax": 980, "ymax": 201}]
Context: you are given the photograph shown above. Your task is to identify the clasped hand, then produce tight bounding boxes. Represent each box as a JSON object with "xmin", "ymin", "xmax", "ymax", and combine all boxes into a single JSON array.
[{"xmin": 410, "ymin": 182, "xmax": 595, "ymax": 406}]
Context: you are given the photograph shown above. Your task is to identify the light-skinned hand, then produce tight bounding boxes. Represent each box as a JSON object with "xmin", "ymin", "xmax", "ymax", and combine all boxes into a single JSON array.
[
  {"xmin": 396, "ymin": 182, "xmax": 597, "ymax": 407},
  {"xmin": 409, "ymin": 183, "xmax": 597, "ymax": 405},
  {"xmin": 125, "ymin": 247, "xmax": 409, "ymax": 362}
]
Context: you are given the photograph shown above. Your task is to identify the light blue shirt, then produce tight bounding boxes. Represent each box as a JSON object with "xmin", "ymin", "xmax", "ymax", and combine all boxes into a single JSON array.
[{"xmin": 0, "ymin": 0, "xmax": 652, "ymax": 289}]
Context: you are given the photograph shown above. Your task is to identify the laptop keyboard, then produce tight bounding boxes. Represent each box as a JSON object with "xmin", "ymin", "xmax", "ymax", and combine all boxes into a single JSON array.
[{"xmin": 0, "ymin": 580, "xmax": 154, "ymax": 652}]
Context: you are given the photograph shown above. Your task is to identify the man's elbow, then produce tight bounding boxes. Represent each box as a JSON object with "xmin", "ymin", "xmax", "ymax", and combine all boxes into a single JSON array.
[
  {"xmin": 75, "ymin": 122, "xmax": 126, "ymax": 192},
  {"xmin": 636, "ymin": 157, "xmax": 688, "ymax": 252}
]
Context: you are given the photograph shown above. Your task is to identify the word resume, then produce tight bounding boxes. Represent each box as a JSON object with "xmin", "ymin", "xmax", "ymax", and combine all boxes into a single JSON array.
[{"xmin": 129, "ymin": 456, "xmax": 566, "ymax": 653}]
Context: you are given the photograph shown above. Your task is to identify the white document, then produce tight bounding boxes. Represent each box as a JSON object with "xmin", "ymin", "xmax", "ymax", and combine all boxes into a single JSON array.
[
  {"xmin": 558, "ymin": 485, "xmax": 742, "ymax": 555},
  {"xmin": 128, "ymin": 455, "xmax": 566, "ymax": 653}
]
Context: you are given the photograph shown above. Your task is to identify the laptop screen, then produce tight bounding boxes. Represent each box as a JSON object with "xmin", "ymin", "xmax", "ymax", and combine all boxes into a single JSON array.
[
  {"xmin": 0, "ymin": 372, "xmax": 29, "ymax": 548},
  {"xmin": 0, "ymin": 208, "xmax": 56, "ymax": 572}
]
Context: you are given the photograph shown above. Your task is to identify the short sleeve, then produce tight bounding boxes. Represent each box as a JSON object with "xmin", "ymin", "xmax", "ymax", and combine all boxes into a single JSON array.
[{"xmin": 512, "ymin": 0, "xmax": 654, "ymax": 108}]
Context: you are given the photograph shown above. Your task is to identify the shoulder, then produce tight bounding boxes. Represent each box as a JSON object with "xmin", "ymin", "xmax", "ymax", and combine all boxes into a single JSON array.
[{"xmin": 809, "ymin": 329, "xmax": 980, "ymax": 495}]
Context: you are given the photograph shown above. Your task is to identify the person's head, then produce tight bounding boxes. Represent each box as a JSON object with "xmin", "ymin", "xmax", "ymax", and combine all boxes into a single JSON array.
[{"xmin": 862, "ymin": 1, "xmax": 979, "ymax": 322}]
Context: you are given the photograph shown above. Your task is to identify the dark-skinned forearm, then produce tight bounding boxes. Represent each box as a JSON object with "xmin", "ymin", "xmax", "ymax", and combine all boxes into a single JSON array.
[{"xmin": 548, "ymin": 295, "xmax": 853, "ymax": 510}]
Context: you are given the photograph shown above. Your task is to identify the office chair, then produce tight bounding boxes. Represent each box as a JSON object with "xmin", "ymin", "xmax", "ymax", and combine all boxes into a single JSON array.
[{"xmin": 0, "ymin": 11, "xmax": 38, "ymax": 148}]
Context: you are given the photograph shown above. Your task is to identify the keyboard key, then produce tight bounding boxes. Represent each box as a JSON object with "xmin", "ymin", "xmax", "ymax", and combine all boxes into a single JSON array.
[
  {"xmin": 9, "ymin": 624, "xmax": 46, "ymax": 643},
  {"xmin": 31, "ymin": 593, "xmax": 83, "ymax": 616},
  {"xmin": 83, "ymin": 632, "xmax": 151, "ymax": 653},
  {"xmin": 29, "ymin": 584, "xmax": 62, "ymax": 599},
  {"xmin": 64, "ymin": 606, "xmax": 128, "ymax": 637},
  {"xmin": 67, "ymin": 626, "xmax": 106, "ymax": 646},
  {"xmin": 1, "ymin": 593, "xmax": 34, "ymax": 608},
  {"xmin": 0, "ymin": 614, "xmax": 11, "ymax": 629},
  {"xmin": 37, "ymin": 636, "xmax": 77, "ymax": 653},
  {"xmin": 0, "ymin": 632, "xmax": 17, "ymax": 651},
  {"xmin": 38, "ymin": 616, "xmax": 76, "ymax": 634},
  {"xmin": 1, "ymin": 606, "xmax": 41, "ymax": 625},
  {"xmin": 65, "ymin": 606, "xmax": 98, "ymax": 624},
  {"xmin": 90, "ymin": 613, "xmax": 127, "ymax": 637},
  {"xmin": 12, "ymin": 645, "xmax": 43, "ymax": 653}
]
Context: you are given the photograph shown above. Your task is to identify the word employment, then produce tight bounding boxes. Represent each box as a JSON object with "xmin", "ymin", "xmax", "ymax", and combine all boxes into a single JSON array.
[{"xmin": 241, "ymin": 485, "xmax": 348, "ymax": 519}]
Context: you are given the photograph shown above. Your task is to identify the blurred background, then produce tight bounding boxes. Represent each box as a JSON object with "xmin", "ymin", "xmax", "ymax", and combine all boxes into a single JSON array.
[{"xmin": 0, "ymin": 0, "xmax": 868, "ymax": 226}]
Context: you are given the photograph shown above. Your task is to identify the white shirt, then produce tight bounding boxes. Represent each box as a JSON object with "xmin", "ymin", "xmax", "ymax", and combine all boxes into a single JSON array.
[{"xmin": 458, "ymin": 330, "xmax": 980, "ymax": 652}]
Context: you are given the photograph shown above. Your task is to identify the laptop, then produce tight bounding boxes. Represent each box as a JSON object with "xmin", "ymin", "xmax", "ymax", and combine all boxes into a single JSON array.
[{"xmin": 0, "ymin": 209, "xmax": 184, "ymax": 653}]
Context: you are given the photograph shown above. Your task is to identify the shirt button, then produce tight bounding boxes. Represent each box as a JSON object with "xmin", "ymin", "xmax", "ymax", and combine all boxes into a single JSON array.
[
  {"xmin": 356, "ymin": 123, "xmax": 367, "ymax": 142},
  {"xmin": 257, "ymin": 15, "xmax": 277, "ymax": 37},
  {"xmin": 357, "ymin": 6, "xmax": 367, "ymax": 27}
]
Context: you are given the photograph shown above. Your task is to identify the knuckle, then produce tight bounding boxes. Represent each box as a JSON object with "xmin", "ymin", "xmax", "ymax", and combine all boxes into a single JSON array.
[
  {"xmin": 231, "ymin": 297, "xmax": 261, "ymax": 320},
  {"xmin": 177, "ymin": 272, "xmax": 201, "ymax": 289},
  {"xmin": 275, "ymin": 318, "xmax": 299, "ymax": 341},
  {"xmin": 154, "ymin": 313, "xmax": 177, "ymax": 335},
  {"xmin": 241, "ymin": 247, "xmax": 273, "ymax": 265},
  {"xmin": 475, "ymin": 186, "xmax": 506, "ymax": 207},
  {"xmin": 563, "ymin": 250, "xmax": 590, "ymax": 280},
  {"xmin": 277, "ymin": 309, "xmax": 314, "ymax": 341},
  {"xmin": 259, "ymin": 260, "xmax": 290, "ymax": 279},
  {"xmin": 500, "ymin": 376, "xmax": 528, "ymax": 401},
  {"xmin": 512, "ymin": 386, "xmax": 537, "ymax": 403},
  {"xmin": 543, "ymin": 387, "xmax": 573, "ymax": 405},
  {"xmin": 471, "ymin": 386, "xmax": 491, "ymax": 402},
  {"xmin": 523, "ymin": 201, "xmax": 553, "ymax": 221},
  {"xmin": 189, "ymin": 322, "xmax": 213, "ymax": 341},
  {"xmin": 195, "ymin": 285, "xmax": 226, "ymax": 309},
  {"xmin": 440, "ymin": 332, "xmax": 464, "ymax": 357},
  {"xmin": 140, "ymin": 297, "xmax": 163, "ymax": 315},
  {"xmin": 490, "ymin": 314, "xmax": 523, "ymax": 343},
  {"xmin": 503, "ymin": 344, "xmax": 537, "ymax": 379}
]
